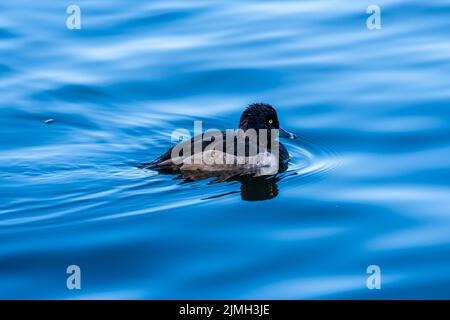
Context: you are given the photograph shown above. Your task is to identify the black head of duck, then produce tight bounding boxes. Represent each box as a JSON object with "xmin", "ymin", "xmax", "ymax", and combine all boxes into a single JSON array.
[{"xmin": 239, "ymin": 103, "xmax": 296, "ymax": 140}]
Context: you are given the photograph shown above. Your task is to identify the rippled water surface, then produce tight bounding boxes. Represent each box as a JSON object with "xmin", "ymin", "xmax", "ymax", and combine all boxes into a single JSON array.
[{"xmin": 1, "ymin": 0, "xmax": 450, "ymax": 299}]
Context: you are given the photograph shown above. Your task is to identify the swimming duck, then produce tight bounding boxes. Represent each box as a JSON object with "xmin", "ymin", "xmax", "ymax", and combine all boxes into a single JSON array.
[{"xmin": 141, "ymin": 103, "xmax": 296, "ymax": 178}]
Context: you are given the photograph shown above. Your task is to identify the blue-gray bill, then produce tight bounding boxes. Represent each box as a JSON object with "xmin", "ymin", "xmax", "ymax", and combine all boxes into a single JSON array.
[{"xmin": 279, "ymin": 128, "xmax": 297, "ymax": 139}]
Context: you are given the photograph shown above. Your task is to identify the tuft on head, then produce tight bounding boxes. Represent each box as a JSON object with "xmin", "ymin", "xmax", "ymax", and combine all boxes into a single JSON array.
[{"xmin": 239, "ymin": 103, "xmax": 280, "ymax": 130}]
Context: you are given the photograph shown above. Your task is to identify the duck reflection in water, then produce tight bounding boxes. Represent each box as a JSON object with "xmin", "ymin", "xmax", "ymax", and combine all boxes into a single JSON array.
[{"xmin": 176, "ymin": 167, "xmax": 284, "ymax": 201}]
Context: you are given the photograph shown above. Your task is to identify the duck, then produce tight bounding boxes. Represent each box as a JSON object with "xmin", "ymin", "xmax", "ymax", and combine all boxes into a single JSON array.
[{"xmin": 140, "ymin": 103, "xmax": 296, "ymax": 179}]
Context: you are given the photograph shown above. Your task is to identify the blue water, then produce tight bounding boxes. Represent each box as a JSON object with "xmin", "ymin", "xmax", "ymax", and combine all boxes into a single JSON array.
[{"xmin": 1, "ymin": 0, "xmax": 450, "ymax": 299}]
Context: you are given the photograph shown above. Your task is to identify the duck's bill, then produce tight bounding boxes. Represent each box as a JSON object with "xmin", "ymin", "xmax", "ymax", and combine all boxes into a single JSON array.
[{"xmin": 279, "ymin": 128, "xmax": 297, "ymax": 139}]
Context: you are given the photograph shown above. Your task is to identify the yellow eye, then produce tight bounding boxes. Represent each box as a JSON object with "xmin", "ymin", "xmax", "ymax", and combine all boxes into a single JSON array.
[{"xmin": 268, "ymin": 119, "xmax": 273, "ymax": 124}]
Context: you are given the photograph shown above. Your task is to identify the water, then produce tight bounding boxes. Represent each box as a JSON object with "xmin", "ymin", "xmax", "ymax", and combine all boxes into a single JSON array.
[{"xmin": 1, "ymin": 0, "xmax": 450, "ymax": 299}]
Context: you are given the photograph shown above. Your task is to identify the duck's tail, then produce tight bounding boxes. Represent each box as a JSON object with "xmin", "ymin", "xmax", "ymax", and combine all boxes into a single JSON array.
[
  {"xmin": 137, "ymin": 161, "xmax": 159, "ymax": 169},
  {"xmin": 137, "ymin": 158, "xmax": 180, "ymax": 173}
]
